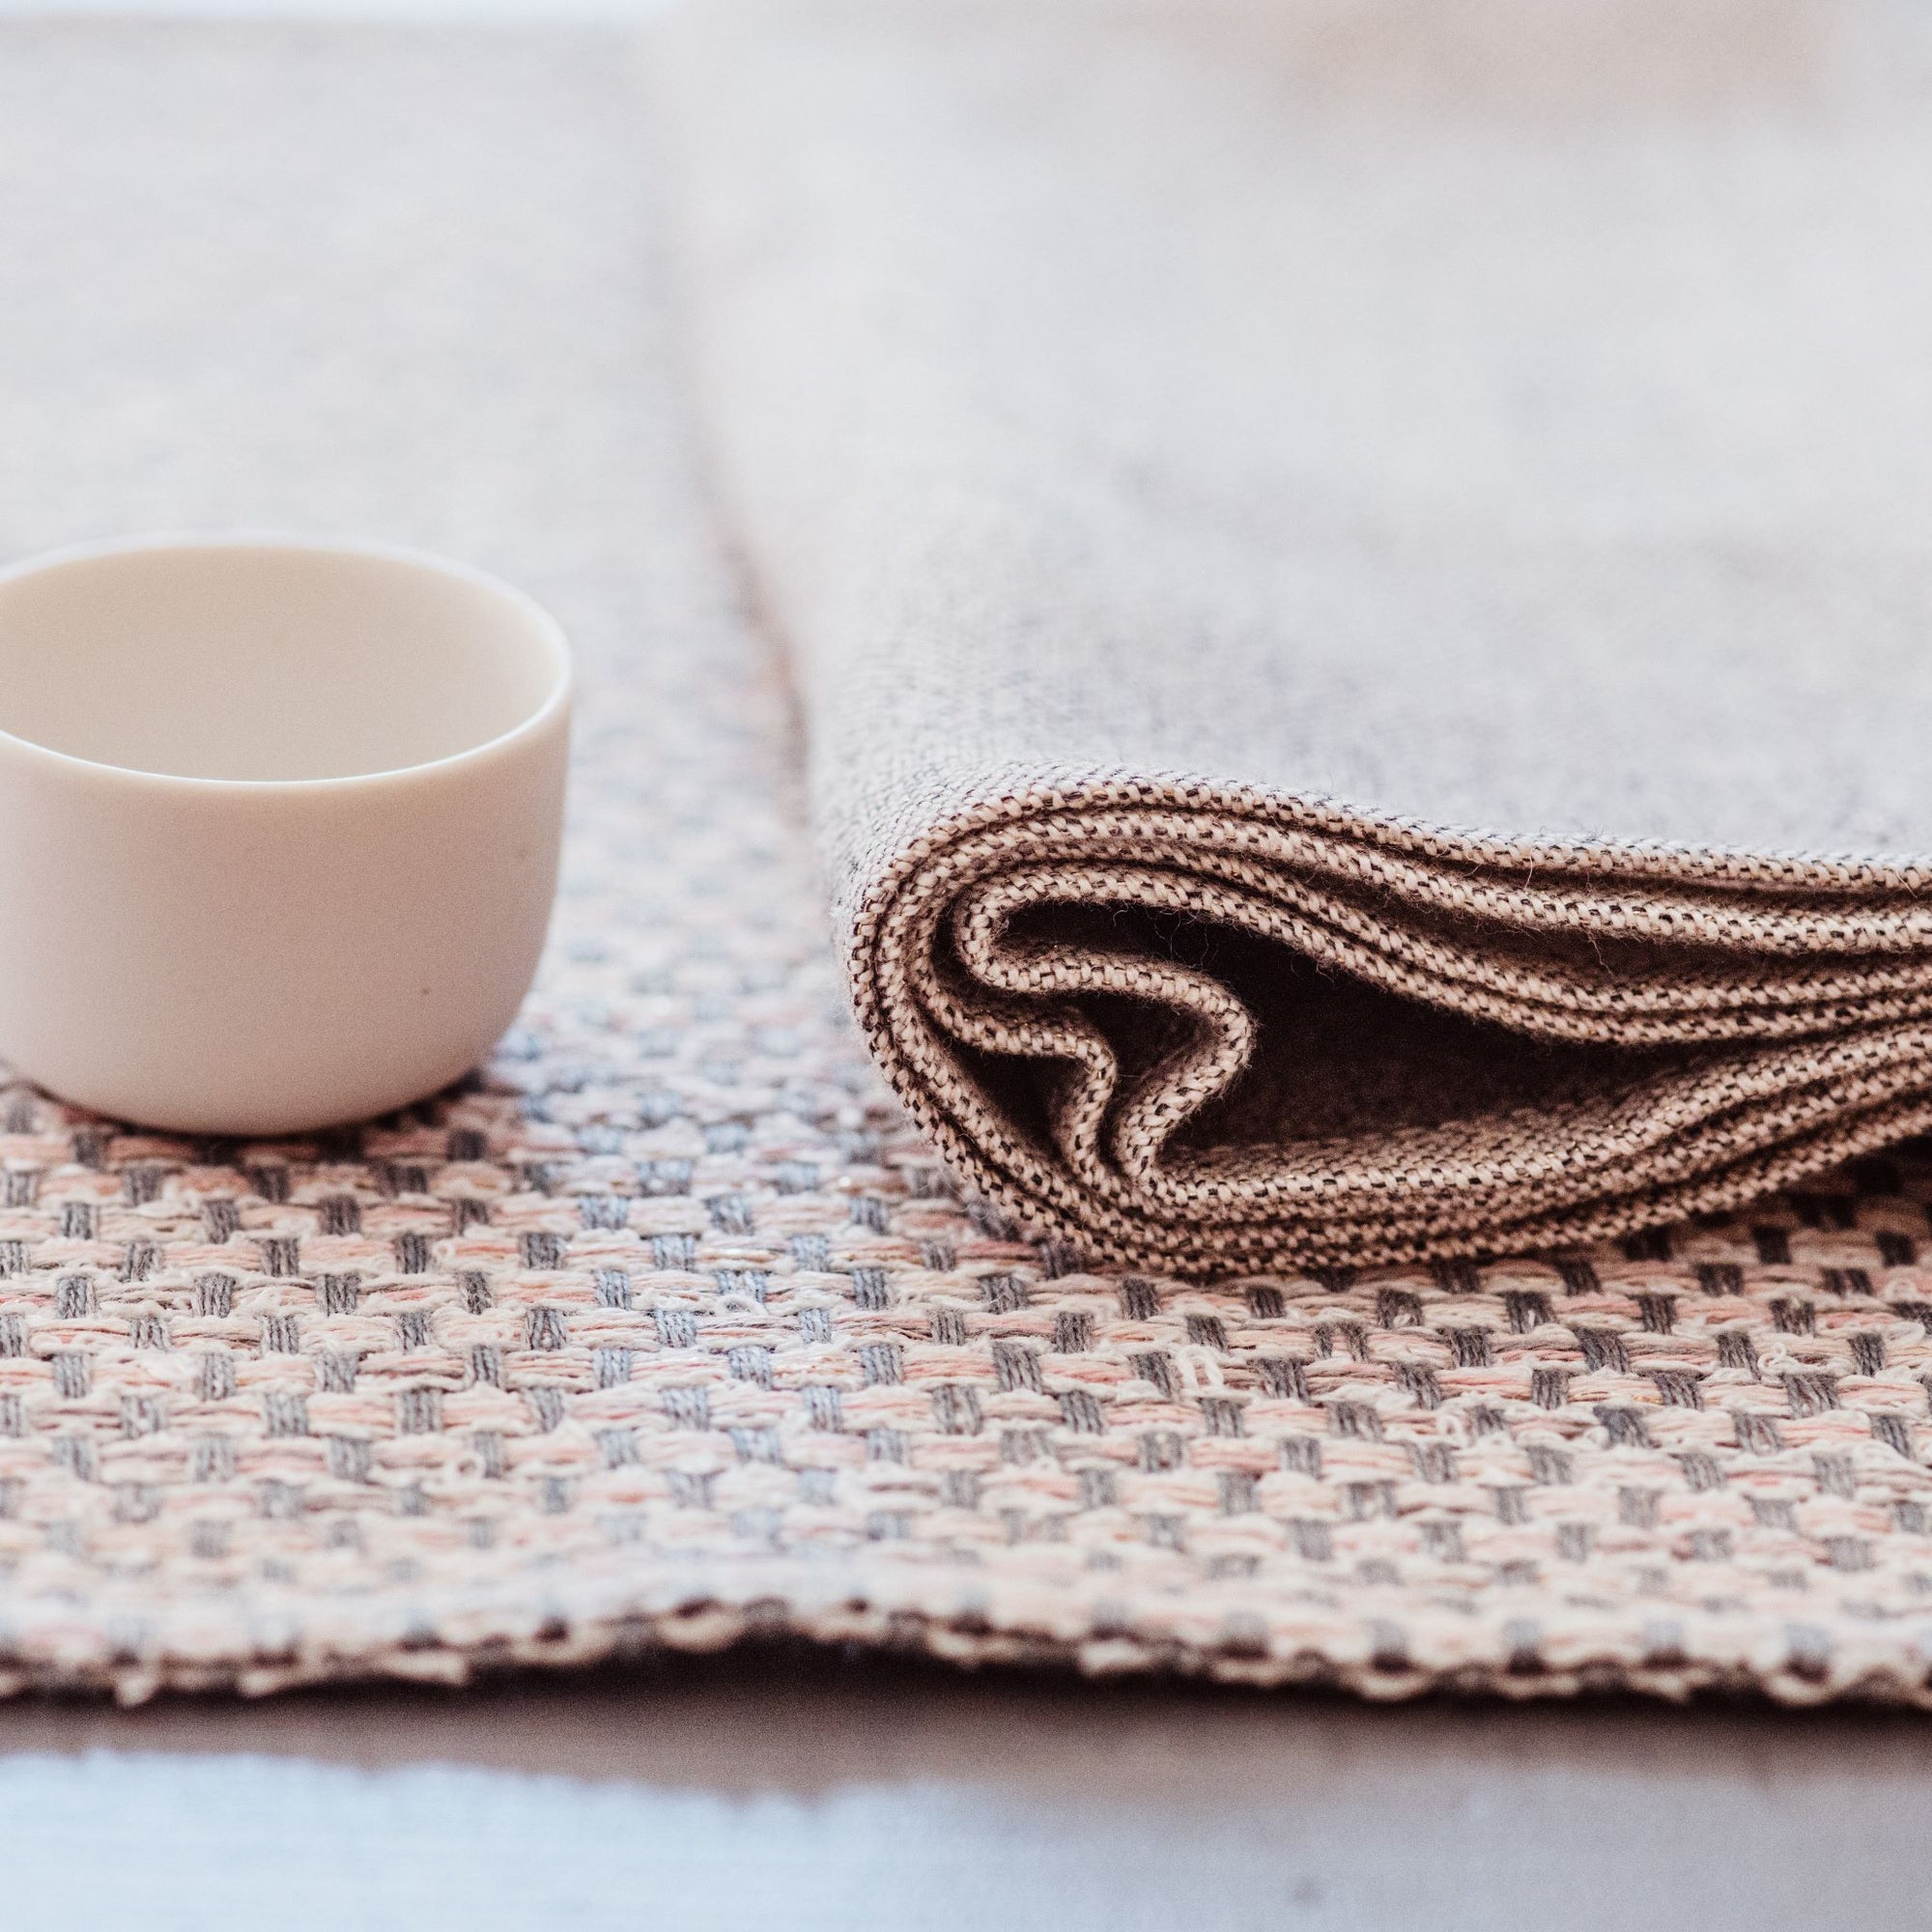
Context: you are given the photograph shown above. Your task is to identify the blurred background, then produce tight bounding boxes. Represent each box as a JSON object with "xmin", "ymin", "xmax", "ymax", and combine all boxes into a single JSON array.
[{"xmin": 4, "ymin": 0, "xmax": 664, "ymax": 12}]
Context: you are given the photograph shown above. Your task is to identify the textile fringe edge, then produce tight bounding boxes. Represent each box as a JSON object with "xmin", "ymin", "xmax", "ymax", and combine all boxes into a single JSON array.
[{"xmin": 14, "ymin": 1565, "xmax": 1932, "ymax": 1707}]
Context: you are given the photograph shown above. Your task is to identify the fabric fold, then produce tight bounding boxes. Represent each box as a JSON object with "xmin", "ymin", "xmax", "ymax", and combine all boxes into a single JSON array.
[{"xmin": 655, "ymin": 0, "xmax": 1932, "ymax": 1271}]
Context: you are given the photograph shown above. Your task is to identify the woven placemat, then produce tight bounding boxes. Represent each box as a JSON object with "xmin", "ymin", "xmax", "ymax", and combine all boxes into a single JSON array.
[{"xmin": 3, "ymin": 21, "xmax": 1932, "ymax": 1705}]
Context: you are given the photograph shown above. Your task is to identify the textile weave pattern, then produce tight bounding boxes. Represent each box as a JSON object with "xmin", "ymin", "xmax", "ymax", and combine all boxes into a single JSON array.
[
  {"xmin": 3, "ymin": 1022, "xmax": 1932, "ymax": 1699},
  {"xmin": 2, "ymin": 22, "xmax": 1931, "ymax": 1705}
]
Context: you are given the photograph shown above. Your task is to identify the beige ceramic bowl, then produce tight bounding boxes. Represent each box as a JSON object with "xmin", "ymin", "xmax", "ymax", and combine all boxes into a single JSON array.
[{"xmin": 0, "ymin": 534, "xmax": 572, "ymax": 1134}]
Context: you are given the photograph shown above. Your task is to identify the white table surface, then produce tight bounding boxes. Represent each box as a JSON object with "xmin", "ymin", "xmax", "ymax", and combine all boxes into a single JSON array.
[{"xmin": 0, "ymin": 1655, "xmax": 1925, "ymax": 1930}]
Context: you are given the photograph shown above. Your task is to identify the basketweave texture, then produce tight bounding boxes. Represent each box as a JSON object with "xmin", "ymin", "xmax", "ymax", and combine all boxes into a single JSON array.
[
  {"xmin": 13, "ymin": 1059, "xmax": 1932, "ymax": 1703},
  {"xmin": 5, "ymin": 23, "xmax": 1932, "ymax": 1705}
]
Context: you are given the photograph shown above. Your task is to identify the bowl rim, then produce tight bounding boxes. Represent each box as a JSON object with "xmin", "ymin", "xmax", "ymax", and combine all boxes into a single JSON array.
[{"xmin": 0, "ymin": 530, "xmax": 573, "ymax": 792}]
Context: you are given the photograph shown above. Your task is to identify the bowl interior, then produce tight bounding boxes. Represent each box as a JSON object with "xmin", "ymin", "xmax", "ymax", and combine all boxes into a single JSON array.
[{"xmin": 0, "ymin": 541, "xmax": 565, "ymax": 781}]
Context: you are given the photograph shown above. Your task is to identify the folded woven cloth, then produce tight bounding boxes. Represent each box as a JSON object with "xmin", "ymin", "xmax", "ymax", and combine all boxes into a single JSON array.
[{"xmin": 658, "ymin": 0, "xmax": 1932, "ymax": 1275}]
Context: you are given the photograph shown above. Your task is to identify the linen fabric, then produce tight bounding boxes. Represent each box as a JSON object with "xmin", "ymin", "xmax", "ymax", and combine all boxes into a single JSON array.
[
  {"xmin": 7, "ymin": 18, "xmax": 1932, "ymax": 1712},
  {"xmin": 655, "ymin": 0, "xmax": 1932, "ymax": 1273}
]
